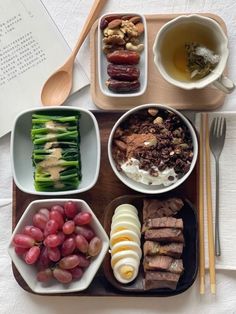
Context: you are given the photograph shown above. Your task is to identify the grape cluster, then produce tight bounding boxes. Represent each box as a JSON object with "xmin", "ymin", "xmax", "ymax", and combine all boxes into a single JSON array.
[{"xmin": 12, "ymin": 201, "xmax": 102, "ymax": 284}]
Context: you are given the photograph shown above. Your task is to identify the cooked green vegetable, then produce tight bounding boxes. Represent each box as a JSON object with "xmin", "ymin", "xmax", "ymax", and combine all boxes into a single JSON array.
[{"xmin": 31, "ymin": 111, "xmax": 81, "ymax": 192}]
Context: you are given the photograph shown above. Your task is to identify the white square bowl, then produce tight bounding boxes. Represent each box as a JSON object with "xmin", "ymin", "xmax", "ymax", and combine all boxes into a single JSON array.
[
  {"xmin": 11, "ymin": 106, "xmax": 100, "ymax": 195},
  {"xmin": 8, "ymin": 199, "xmax": 109, "ymax": 294},
  {"xmin": 98, "ymin": 13, "xmax": 148, "ymax": 97}
]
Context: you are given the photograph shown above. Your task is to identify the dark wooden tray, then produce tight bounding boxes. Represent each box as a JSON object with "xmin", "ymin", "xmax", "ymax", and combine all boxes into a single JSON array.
[{"xmin": 12, "ymin": 111, "xmax": 198, "ymax": 296}]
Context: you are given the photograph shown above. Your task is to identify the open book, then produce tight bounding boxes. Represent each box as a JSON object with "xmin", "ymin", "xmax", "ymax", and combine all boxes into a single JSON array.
[{"xmin": 0, "ymin": 0, "xmax": 89, "ymax": 137}]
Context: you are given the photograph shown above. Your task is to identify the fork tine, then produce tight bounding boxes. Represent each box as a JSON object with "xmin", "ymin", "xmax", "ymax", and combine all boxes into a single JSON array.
[
  {"xmin": 218, "ymin": 117, "xmax": 222, "ymax": 137},
  {"xmin": 222, "ymin": 118, "xmax": 226, "ymax": 138},
  {"xmin": 210, "ymin": 118, "xmax": 216, "ymax": 137},
  {"xmin": 217, "ymin": 117, "xmax": 223, "ymax": 137},
  {"xmin": 215, "ymin": 117, "xmax": 219, "ymax": 137}
]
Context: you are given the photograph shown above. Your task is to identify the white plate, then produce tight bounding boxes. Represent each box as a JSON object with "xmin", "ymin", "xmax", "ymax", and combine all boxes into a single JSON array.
[
  {"xmin": 11, "ymin": 106, "xmax": 100, "ymax": 196},
  {"xmin": 98, "ymin": 13, "xmax": 148, "ymax": 97}
]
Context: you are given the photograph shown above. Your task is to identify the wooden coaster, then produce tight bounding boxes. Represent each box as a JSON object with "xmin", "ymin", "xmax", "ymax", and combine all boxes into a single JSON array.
[{"xmin": 90, "ymin": 13, "xmax": 227, "ymax": 111}]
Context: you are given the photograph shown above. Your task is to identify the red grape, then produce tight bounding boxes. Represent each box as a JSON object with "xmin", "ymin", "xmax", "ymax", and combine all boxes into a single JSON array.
[
  {"xmin": 57, "ymin": 231, "xmax": 65, "ymax": 244},
  {"xmin": 59, "ymin": 255, "xmax": 80, "ymax": 270},
  {"xmin": 44, "ymin": 234, "xmax": 62, "ymax": 248},
  {"xmin": 44, "ymin": 219, "xmax": 59, "ymax": 236},
  {"xmin": 64, "ymin": 201, "xmax": 78, "ymax": 218},
  {"xmin": 51, "ymin": 205, "xmax": 65, "ymax": 217},
  {"xmin": 70, "ymin": 267, "xmax": 83, "ymax": 280},
  {"xmin": 88, "ymin": 237, "xmax": 102, "ymax": 257},
  {"xmin": 15, "ymin": 246, "xmax": 28, "ymax": 255},
  {"xmin": 61, "ymin": 237, "xmax": 76, "ymax": 257},
  {"xmin": 47, "ymin": 247, "xmax": 61, "ymax": 262},
  {"xmin": 75, "ymin": 235, "xmax": 88, "ymax": 253},
  {"xmin": 24, "ymin": 246, "xmax": 41, "ymax": 264},
  {"xmin": 74, "ymin": 212, "xmax": 92, "ymax": 225},
  {"xmin": 13, "ymin": 234, "xmax": 35, "ymax": 248},
  {"xmin": 49, "ymin": 211, "xmax": 64, "ymax": 229},
  {"xmin": 53, "ymin": 268, "xmax": 72, "ymax": 284},
  {"xmin": 74, "ymin": 226, "xmax": 94, "ymax": 241},
  {"xmin": 38, "ymin": 247, "xmax": 50, "ymax": 269},
  {"xmin": 33, "ymin": 213, "xmax": 48, "ymax": 230},
  {"xmin": 77, "ymin": 254, "xmax": 90, "ymax": 268},
  {"xmin": 62, "ymin": 220, "xmax": 75, "ymax": 235},
  {"xmin": 38, "ymin": 208, "xmax": 50, "ymax": 220},
  {"xmin": 23, "ymin": 225, "xmax": 44, "ymax": 242},
  {"xmin": 37, "ymin": 268, "xmax": 53, "ymax": 282}
]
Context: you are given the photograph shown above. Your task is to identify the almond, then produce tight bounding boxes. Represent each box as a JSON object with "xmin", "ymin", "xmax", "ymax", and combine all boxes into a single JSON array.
[
  {"xmin": 108, "ymin": 19, "xmax": 122, "ymax": 29},
  {"xmin": 129, "ymin": 16, "xmax": 141, "ymax": 24},
  {"xmin": 136, "ymin": 22, "xmax": 144, "ymax": 34}
]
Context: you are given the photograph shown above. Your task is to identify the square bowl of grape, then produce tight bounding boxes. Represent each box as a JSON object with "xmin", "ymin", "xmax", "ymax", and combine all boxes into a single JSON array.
[
  {"xmin": 11, "ymin": 106, "xmax": 100, "ymax": 195},
  {"xmin": 8, "ymin": 199, "xmax": 109, "ymax": 294}
]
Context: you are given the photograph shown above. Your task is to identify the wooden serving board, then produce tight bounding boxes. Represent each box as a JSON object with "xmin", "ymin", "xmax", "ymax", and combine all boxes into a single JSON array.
[
  {"xmin": 90, "ymin": 13, "xmax": 227, "ymax": 111},
  {"xmin": 12, "ymin": 111, "xmax": 198, "ymax": 296}
]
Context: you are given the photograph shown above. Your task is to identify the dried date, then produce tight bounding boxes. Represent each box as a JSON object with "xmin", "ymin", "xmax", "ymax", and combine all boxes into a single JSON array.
[
  {"xmin": 107, "ymin": 64, "xmax": 140, "ymax": 81},
  {"xmin": 106, "ymin": 79, "xmax": 140, "ymax": 93},
  {"xmin": 107, "ymin": 50, "xmax": 140, "ymax": 65}
]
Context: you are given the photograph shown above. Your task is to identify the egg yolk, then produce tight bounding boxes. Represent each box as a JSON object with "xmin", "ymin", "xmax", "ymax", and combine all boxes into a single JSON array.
[
  {"xmin": 111, "ymin": 236, "xmax": 131, "ymax": 246},
  {"xmin": 112, "ymin": 246, "xmax": 130, "ymax": 254},
  {"xmin": 120, "ymin": 265, "xmax": 134, "ymax": 279}
]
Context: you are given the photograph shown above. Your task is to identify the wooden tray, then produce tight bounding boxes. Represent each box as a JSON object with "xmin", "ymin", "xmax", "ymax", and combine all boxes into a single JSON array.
[
  {"xmin": 12, "ymin": 111, "xmax": 198, "ymax": 296},
  {"xmin": 90, "ymin": 13, "xmax": 227, "ymax": 111}
]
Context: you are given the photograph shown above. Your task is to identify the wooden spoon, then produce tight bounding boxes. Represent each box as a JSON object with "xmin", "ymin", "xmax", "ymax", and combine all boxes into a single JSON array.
[{"xmin": 41, "ymin": 0, "xmax": 107, "ymax": 106}]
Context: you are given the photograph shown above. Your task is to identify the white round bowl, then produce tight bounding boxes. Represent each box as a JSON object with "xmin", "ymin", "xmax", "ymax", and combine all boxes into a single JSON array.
[
  {"xmin": 108, "ymin": 104, "xmax": 198, "ymax": 194},
  {"xmin": 8, "ymin": 199, "xmax": 109, "ymax": 294}
]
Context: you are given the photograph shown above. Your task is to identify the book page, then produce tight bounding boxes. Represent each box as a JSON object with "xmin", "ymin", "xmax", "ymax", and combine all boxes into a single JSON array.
[{"xmin": 0, "ymin": 0, "xmax": 89, "ymax": 137}]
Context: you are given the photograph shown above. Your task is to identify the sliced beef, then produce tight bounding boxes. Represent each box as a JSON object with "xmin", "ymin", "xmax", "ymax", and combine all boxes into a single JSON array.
[
  {"xmin": 144, "ymin": 271, "xmax": 180, "ymax": 290},
  {"xmin": 143, "ymin": 255, "xmax": 184, "ymax": 274},
  {"xmin": 142, "ymin": 217, "xmax": 183, "ymax": 232},
  {"xmin": 143, "ymin": 241, "xmax": 184, "ymax": 258},
  {"xmin": 143, "ymin": 198, "xmax": 184, "ymax": 221},
  {"xmin": 145, "ymin": 228, "xmax": 184, "ymax": 243}
]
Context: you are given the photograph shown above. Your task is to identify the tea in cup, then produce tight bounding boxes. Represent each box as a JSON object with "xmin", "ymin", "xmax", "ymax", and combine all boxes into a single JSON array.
[{"xmin": 153, "ymin": 14, "xmax": 235, "ymax": 93}]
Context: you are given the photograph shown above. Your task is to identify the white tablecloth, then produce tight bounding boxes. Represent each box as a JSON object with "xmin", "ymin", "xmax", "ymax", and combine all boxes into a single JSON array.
[{"xmin": 1, "ymin": 1, "xmax": 236, "ymax": 313}]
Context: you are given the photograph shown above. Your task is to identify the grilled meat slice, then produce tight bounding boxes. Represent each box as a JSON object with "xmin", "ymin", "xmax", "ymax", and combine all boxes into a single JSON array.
[
  {"xmin": 145, "ymin": 228, "xmax": 184, "ymax": 243},
  {"xmin": 142, "ymin": 217, "xmax": 183, "ymax": 232},
  {"xmin": 143, "ymin": 241, "xmax": 184, "ymax": 258},
  {"xmin": 143, "ymin": 198, "xmax": 184, "ymax": 221},
  {"xmin": 143, "ymin": 255, "xmax": 184, "ymax": 274},
  {"xmin": 144, "ymin": 271, "xmax": 181, "ymax": 290}
]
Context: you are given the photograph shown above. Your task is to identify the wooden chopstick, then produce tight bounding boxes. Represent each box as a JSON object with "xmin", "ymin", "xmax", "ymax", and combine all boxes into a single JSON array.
[
  {"xmin": 199, "ymin": 113, "xmax": 205, "ymax": 294},
  {"xmin": 204, "ymin": 113, "xmax": 216, "ymax": 294}
]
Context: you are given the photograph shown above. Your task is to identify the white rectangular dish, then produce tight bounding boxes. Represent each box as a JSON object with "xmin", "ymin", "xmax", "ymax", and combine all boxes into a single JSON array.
[
  {"xmin": 98, "ymin": 13, "xmax": 148, "ymax": 98},
  {"xmin": 11, "ymin": 107, "xmax": 100, "ymax": 196}
]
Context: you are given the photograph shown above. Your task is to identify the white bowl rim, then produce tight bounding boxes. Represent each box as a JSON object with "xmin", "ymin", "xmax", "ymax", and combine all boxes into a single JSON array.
[
  {"xmin": 153, "ymin": 14, "xmax": 229, "ymax": 90},
  {"xmin": 97, "ymin": 12, "xmax": 148, "ymax": 98},
  {"xmin": 8, "ymin": 198, "xmax": 109, "ymax": 294},
  {"xmin": 108, "ymin": 103, "xmax": 198, "ymax": 194},
  {"xmin": 10, "ymin": 106, "xmax": 101, "ymax": 196}
]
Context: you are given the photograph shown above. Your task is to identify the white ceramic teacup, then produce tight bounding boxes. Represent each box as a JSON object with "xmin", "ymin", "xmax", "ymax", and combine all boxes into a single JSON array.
[{"xmin": 153, "ymin": 14, "xmax": 235, "ymax": 93}]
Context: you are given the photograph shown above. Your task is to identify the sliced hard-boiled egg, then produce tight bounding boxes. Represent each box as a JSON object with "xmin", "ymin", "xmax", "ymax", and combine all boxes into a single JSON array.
[
  {"xmin": 111, "ymin": 249, "xmax": 140, "ymax": 269},
  {"xmin": 113, "ymin": 257, "xmax": 139, "ymax": 284},
  {"xmin": 110, "ymin": 230, "xmax": 140, "ymax": 248},
  {"xmin": 112, "ymin": 213, "xmax": 141, "ymax": 229},
  {"xmin": 110, "ymin": 221, "xmax": 141, "ymax": 238},
  {"xmin": 114, "ymin": 204, "xmax": 138, "ymax": 216},
  {"xmin": 111, "ymin": 241, "xmax": 142, "ymax": 259}
]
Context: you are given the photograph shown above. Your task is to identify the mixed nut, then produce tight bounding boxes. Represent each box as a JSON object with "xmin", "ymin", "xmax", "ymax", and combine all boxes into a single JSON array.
[{"xmin": 100, "ymin": 14, "xmax": 145, "ymax": 93}]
